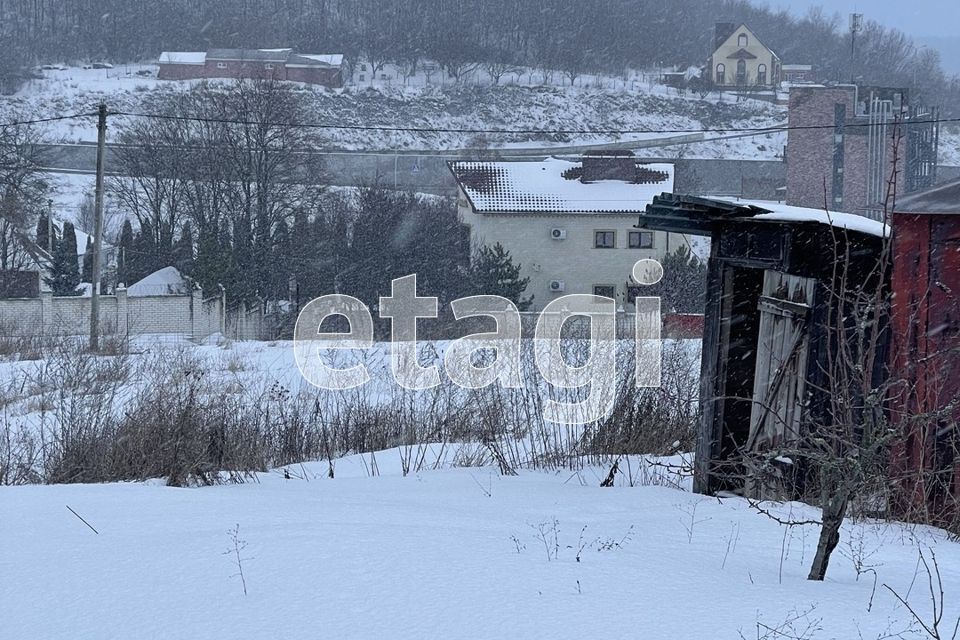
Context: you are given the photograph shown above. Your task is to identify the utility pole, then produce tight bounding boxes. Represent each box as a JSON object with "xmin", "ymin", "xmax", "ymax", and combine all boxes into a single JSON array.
[
  {"xmin": 46, "ymin": 199, "xmax": 53, "ymax": 253},
  {"xmin": 89, "ymin": 102, "xmax": 108, "ymax": 352}
]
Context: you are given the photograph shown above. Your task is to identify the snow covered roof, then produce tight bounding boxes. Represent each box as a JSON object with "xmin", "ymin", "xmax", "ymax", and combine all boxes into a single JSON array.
[
  {"xmin": 449, "ymin": 158, "xmax": 674, "ymax": 214},
  {"xmin": 207, "ymin": 48, "xmax": 291, "ymax": 62},
  {"xmin": 159, "ymin": 51, "xmax": 207, "ymax": 65},
  {"xmin": 726, "ymin": 200, "xmax": 888, "ymax": 237},
  {"xmin": 292, "ymin": 54, "xmax": 343, "ymax": 67},
  {"xmin": 127, "ymin": 266, "xmax": 193, "ymax": 297}
]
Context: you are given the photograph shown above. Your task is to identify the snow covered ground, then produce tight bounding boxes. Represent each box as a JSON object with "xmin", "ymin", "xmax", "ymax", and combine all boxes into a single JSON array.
[{"xmin": 2, "ymin": 447, "xmax": 958, "ymax": 639}]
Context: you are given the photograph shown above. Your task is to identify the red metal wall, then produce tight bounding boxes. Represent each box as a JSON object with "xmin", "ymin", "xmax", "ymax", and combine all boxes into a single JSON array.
[{"xmin": 890, "ymin": 212, "xmax": 960, "ymax": 516}]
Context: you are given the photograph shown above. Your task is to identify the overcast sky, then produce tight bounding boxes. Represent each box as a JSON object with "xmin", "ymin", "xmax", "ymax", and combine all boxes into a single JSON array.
[
  {"xmin": 769, "ymin": 0, "xmax": 956, "ymax": 37},
  {"xmin": 768, "ymin": 0, "xmax": 960, "ymax": 72}
]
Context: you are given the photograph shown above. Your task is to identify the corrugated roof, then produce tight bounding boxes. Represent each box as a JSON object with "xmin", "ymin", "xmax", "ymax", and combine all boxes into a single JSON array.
[
  {"xmin": 449, "ymin": 158, "xmax": 674, "ymax": 214},
  {"xmin": 895, "ymin": 179, "xmax": 960, "ymax": 214}
]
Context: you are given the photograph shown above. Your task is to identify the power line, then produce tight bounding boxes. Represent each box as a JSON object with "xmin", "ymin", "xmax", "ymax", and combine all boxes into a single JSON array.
[
  {"xmin": 3, "ymin": 108, "xmax": 958, "ymax": 138},
  {"xmin": 108, "ymin": 109, "xmax": 960, "ymax": 136},
  {"xmin": 0, "ymin": 112, "xmax": 101, "ymax": 128}
]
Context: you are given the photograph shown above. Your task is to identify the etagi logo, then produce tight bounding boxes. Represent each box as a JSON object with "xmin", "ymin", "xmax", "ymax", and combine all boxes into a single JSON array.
[{"xmin": 293, "ymin": 259, "xmax": 664, "ymax": 426}]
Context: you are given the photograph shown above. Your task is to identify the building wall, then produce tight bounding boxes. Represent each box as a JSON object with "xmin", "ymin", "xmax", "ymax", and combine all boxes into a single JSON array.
[
  {"xmin": 708, "ymin": 26, "xmax": 780, "ymax": 87},
  {"xmin": 157, "ymin": 63, "xmax": 206, "ymax": 80},
  {"xmin": 787, "ymin": 86, "xmax": 907, "ymax": 216},
  {"xmin": 159, "ymin": 59, "xmax": 342, "ymax": 87},
  {"xmin": 458, "ymin": 192, "xmax": 681, "ymax": 311},
  {"xmin": 286, "ymin": 66, "xmax": 343, "ymax": 87}
]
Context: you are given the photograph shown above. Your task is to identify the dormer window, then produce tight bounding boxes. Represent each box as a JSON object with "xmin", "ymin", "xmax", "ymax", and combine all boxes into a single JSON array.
[{"xmin": 738, "ymin": 33, "xmax": 748, "ymax": 47}]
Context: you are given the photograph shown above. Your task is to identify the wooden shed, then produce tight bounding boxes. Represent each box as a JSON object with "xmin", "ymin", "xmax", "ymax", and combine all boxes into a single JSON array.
[
  {"xmin": 639, "ymin": 195, "xmax": 889, "ymax": 497},
  {"xmin": 888, "ymin": 179, "xmax": 960, "ymax": 519}
]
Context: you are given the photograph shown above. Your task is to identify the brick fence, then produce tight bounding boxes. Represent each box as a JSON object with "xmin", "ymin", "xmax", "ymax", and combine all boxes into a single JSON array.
[{"xmin": 0, "ymin": 286, "xmax": 226, "ymax": 340}]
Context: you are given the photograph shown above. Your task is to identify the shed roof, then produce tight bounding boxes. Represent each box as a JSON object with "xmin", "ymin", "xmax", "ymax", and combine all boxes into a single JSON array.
[
  {"xmin": 895, "ymin": 179, "xmax": 960, "ymax": 214},
  {"xmin": 641, "ymin": 194, "xmax": 888, "ymax": 238},
  {"xmin": 159, "ymin": 51, "xmax": 207, "ymax": 65},
  {"xmin": 449, "ymin": 158, "xmax": 674, "ymax": 214}
]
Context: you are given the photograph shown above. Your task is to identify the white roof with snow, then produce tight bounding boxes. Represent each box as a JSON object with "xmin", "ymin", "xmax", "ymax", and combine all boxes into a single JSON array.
[
  {"xmin": 294, "ymin": 54, "xmax": 344, "ymax": 67},
  {"xmin": 450, "ymin": 158, "xmax": 674, "ymax": 214},
  {"xmin": 127, "ymin": 266, "xmax": 192, "ymax": 297},
  {"xmin": 159, "ymin": 52, "xmax": 207, "ymax": 65},
  {"xmin": 724, "ymin": 199, "xmax": 889, "ymax": 237}
]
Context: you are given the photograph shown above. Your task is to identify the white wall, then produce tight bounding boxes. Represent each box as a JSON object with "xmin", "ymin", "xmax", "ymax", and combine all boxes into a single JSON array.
[{"xmin": 458, "ymin": 193, "xmax": 685, "ymax": 311}]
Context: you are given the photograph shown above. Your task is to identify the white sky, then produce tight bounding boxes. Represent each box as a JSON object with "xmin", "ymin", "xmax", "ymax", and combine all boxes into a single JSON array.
[{"xmin": 768, "ymin": 0, "xmax": 958, "ymax": 38}]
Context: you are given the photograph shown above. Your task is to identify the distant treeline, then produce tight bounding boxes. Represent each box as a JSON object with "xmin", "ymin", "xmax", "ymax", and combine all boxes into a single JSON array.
[{"xmin": 0, "ymin": 0, "xmax": 957, "ymax": 109}]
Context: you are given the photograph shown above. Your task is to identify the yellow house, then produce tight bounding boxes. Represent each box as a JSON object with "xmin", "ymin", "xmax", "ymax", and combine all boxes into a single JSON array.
[{"xmin": 706, "ymin": 23, "xmax": 781, "ymax": 88}]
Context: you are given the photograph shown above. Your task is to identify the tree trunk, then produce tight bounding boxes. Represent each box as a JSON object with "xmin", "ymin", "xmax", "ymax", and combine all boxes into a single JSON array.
[{"xmin": 807, "ymin": 490, "xmax": 849, "ymax": 580}]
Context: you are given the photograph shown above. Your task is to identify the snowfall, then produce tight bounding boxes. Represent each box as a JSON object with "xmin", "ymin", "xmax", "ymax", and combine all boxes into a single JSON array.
[{"xmin": 1, "ymin": 339, "xmax": 959, "ymax": 639}]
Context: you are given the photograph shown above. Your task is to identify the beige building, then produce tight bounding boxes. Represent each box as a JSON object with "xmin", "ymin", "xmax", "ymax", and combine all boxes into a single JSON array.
[
  {"xmin": 707, "ymin": 23, "xmax": 781, "ymax": 88},
  {"xmin": 449, "ymin": 153, "xmax": 684, "ymax": 311}
]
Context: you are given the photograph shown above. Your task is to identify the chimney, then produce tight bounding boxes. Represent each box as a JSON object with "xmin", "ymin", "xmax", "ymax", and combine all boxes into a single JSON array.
[
  {"xmin": 715, "ymin": 22, "xmax": 736, "ymax": 49},
  {"xmin": 580, "ymin": 150, "xmax": 637, "ymax": 183}
]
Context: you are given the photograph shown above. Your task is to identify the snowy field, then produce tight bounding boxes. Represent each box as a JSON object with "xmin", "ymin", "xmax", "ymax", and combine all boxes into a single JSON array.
[
  {"xmin": 1, "ymin": 338, "xmax": 959, "ymax": 637},
  {"xmin": 3, "ymin": 448, "xmax": 959, "ymax": 639}
]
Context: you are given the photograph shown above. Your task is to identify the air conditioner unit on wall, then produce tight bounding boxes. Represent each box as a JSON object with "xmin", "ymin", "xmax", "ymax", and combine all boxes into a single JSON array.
[
  {"xmin": 549, "ymin": 280, "xmax": 566, "ymax": 292},
  {"xmin": 550, "ymin": 228, "xmax": 567, "ymax": 240}
]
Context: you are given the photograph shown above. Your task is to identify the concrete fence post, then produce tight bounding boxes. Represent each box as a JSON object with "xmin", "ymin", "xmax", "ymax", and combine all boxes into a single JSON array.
[
  {"xmin": 116, "ymin": 286, "xmax": 128, "ymax": 336},
  {"xmin": 191, "ymin": 286, "xmax": 203, "ymax": 342}
]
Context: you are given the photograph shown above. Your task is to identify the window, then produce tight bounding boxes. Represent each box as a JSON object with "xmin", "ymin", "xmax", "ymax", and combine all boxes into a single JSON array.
[
  {"xmin": 738, "ymin": 33, "xmax": 748, "ymax": 48},
  {"xmin": 628, "ymin": 231, "xmax": 654, "ymax": 249},
  {"xmin": 715, "ymin": 63, "xmax": 725, "ymax": 84},
  {"xmin": 593, "ymin": 285, "xmax": 616, "ymax": 299},
  {"xmin": 757, "ymin": 64, "xmax": 767, "ymax": 86},
  {"xmin": 265, "ymin": 63, "xmax": 274, "ymax": 70},
  {"xmin": 594, "ymin": 230, "xmax": 616, "ymax": 249},
  {"xmin": 217, "ymin": 62, "xmax": 227, "ymax": 69}
]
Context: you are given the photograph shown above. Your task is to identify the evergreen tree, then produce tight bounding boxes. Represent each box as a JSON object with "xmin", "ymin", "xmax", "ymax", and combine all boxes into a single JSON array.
[
  {"xmin": 81, "ymin": 235, "xmax": 93, "ymax": 282},
  {"xmin": 469, "ymin": 242, "xmax": 533, "ymax": 311},
  {"xmin": 173, "ymin": 222, "xmax": 194, "ymax": 277},
  {"xmin": 117, "ymin": 219, "xmax": 134, "ymax": 286},
  {"xmin": 645, "ymin": 245, "xmax": 707, "ymax": 313},
  {"xmin": 272, "ymin": 218, "xmax": 292, "ymax": 299},
  {"xmin": 47, "ymin": 221, "xmax": 81, "ymax": 296},
  {"xmin": 35, "ymin": 212, "xmax": 52, "ymax": 254}
]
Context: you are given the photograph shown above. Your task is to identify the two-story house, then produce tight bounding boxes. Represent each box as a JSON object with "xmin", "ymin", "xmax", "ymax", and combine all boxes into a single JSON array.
[
  {"xmin": 449, "ymin": 152, "xmax": 684, "ymax": 311},
  {"xmin": 706, "ymin": 23, "xmax": 781, "ymax": 89}
]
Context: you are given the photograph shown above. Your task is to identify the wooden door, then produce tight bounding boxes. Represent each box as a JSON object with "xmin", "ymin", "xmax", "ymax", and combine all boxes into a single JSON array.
[{"xmin": 747, "ymin": 271, "xmax": 816, "ymax": 452}]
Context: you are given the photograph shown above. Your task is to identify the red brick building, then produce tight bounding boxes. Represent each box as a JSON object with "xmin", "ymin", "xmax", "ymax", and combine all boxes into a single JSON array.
[
  {"xmin": 785, "ymin": 85, "xmax": 939, "ymax": 219},
  {"xmin": 158, "ymin": 48, "xmax": 343, "ymax": 88}
]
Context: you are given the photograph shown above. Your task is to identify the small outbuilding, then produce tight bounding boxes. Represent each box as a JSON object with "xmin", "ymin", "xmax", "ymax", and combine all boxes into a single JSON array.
[{"xmin": 638, "ymin": 195, "xmax": 889, "ymax": 497}]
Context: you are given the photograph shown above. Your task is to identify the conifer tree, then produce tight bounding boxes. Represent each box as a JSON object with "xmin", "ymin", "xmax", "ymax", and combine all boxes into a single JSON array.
[
  {"xmin": 469, "ymin": 242, "xmax": 533, "ymax": 311},
  {"xmin": 47, "ymin": 221, "xmax": 81, "ymax": 296},
  {"xmin": 81, "ymin": 235, "xmax": 94, "ymax": 282},
  {"xmin": 117, "ymin": 219, "xmax": 134, "ymax": 287}
]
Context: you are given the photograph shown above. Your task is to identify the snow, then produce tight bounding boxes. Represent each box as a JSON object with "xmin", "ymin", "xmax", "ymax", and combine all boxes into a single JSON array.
[
  {"xmin": 720, "ymin": 198, "xmax": 890, "ymax": 237},
  {"xmin": 297, "ymin": 54, "xmax": 344, "ymax": 67},
  {"xmin": 158, "ymin": 52, "xmax": 206, "ymax": 65},
  {"xmin": 127, "ymin": 266, "xmax": 191, "ymax": 296},
  {"xmin": 1, "ymin": 449, "xmax": 958, "ymax": 639},
  {"xmin": 451, "ymin": 157, "xmax": 674, "ymax": 213}
]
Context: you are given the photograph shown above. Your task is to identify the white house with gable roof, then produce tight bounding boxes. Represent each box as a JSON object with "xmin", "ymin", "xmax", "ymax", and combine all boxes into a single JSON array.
[{"xmin": 449, "ymin": 152, "xmax": 688, "ymax": 311}]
